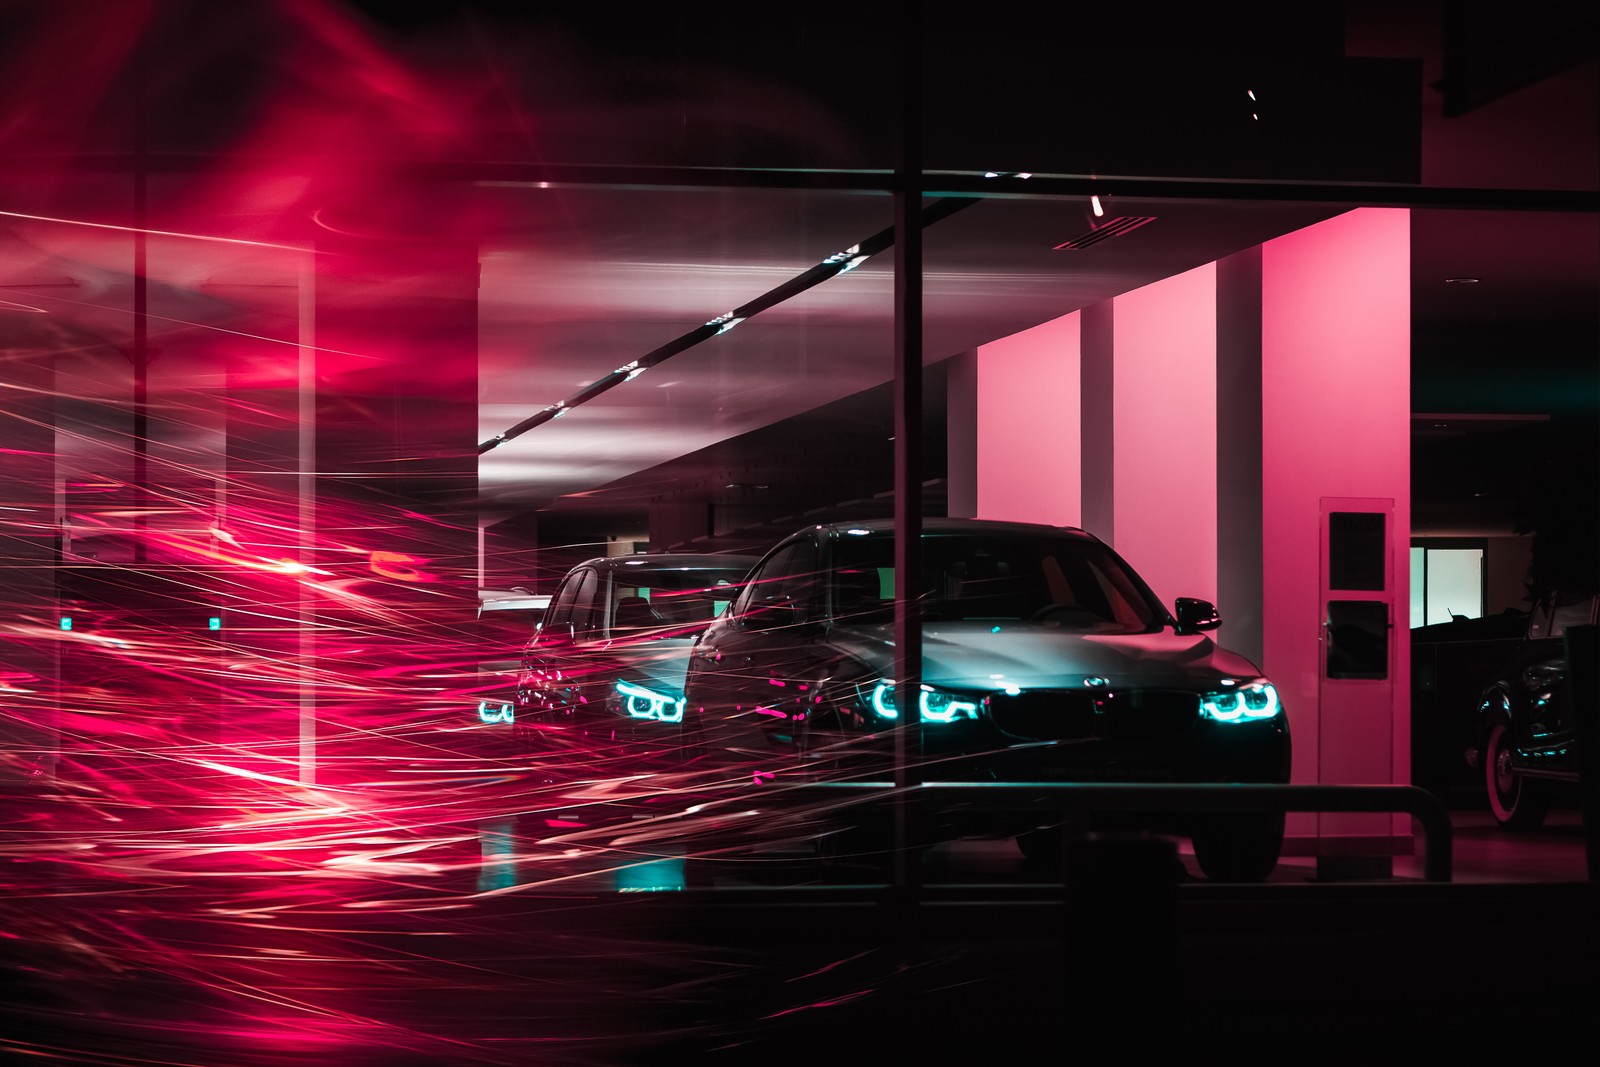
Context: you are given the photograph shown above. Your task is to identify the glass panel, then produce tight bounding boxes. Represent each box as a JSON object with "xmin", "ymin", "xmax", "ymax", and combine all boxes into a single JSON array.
[
  {"xmin": 1424, "ymin": 548, "xmax": 1483, "ymax": 625},
  {"xmin": 1327, "ymin": 600, "xmax": 1389, "ymax": 679},
  {"xmin": 1409, "ymin": 546, "xmax": 1426, "ymax": 628},
  {"xmin": 1329, "ymin": 512, "xmax": 1386, "ymax": 591}
]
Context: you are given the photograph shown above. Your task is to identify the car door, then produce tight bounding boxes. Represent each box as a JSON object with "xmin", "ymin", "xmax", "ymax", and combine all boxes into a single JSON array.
[
  {"xmin": 1511, "ymin": 590, "xmax": 1594, "ymax": 767},
  {"xmin": 518, "ymin": 567, "xmax": 603, "ymax": 734},
  {"xmin": 693, "ymin": 538, "xmax": 833, "ymax": 756}
]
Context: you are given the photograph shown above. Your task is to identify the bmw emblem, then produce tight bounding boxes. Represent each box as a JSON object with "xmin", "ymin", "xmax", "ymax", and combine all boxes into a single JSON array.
[{"xmin": 1083, "ymin": 676, "xmax": 1109, "ymax": 688}]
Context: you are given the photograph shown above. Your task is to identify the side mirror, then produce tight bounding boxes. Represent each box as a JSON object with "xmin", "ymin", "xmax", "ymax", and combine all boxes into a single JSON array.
[
  {"xmin": 744, "ymin": 598, "xmax": 795, "ymax": 631},
  {"xmin": 743, "ymin": 597, "xmax": 814, "ymax": 632},
  {"xmin": 1174, "ymin": 597, "xmax": 1221, "ymax": 634},
  {"xmin": 536, "ymin": 621, "xmax": 576, "ymax": 646}
]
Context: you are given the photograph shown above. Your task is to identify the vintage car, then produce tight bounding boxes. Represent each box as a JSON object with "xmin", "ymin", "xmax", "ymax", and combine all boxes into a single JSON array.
[
  {"xmin": 680, "ymin": 518, "xmax": 1292, "ymax": 882},
  {"xmin": 1470, "ymin": 589, "xmax": 1593, "ymax": 828},
  {"xmin": 1410, "ymin": 607, "xmax": 1528, "ymax": 804}
]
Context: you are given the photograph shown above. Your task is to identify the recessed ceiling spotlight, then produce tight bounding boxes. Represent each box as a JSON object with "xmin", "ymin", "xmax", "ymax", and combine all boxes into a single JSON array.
[{"xmin": 1445, "ymin": 277, "xmax": 1481, "ymax": 284}]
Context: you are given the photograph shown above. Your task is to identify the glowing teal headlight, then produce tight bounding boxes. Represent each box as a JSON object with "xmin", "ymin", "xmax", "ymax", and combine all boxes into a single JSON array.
[
  {"xmin": 865, "ymin": 680, "xmax": 979, "ymax": 723},
  {"xmin": 616, "ymin": 680, "xmax": 686, "ymax": 723},
  {"xmin": 1200, "ymin": 680, "xmax": 1281, "ymax": 723},
  {"xmin": 477, "ymin": 700, "xmax": 514, "ymax": 724}
]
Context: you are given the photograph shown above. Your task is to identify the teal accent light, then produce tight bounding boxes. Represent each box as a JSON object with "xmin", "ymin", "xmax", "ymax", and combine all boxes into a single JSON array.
[
  {"xmin": 477, "ymin": 701, "xmax": 514, "ymax": 724},
  {"xmin": 616, "ymin": 680, "xmax": 686, "ymax": 723},
  {"xmin": 1200, "ymin": 681, "xmax": 1281, "ymax": 723},
  {"xmin": 866, "ymin": 680, "xmax": 979, "ymax": 723}
]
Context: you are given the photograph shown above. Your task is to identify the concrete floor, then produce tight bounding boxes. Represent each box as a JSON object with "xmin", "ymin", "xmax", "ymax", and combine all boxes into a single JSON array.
[{"xmin": 1, "ymin": 765, "xmax": 1594, "ymax": 1065}]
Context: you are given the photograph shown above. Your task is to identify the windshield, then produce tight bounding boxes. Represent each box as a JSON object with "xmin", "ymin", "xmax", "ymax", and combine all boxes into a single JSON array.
[
  {"xmin": 610, "ymin": 567, "xmax": 748, "ymax": 633},
  {"xmin": 831, "ymin": 533, "xmax": 1163, "ymax": 633}
]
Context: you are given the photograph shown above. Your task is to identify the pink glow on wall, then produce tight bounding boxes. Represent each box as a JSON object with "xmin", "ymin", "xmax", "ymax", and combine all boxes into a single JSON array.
[
  {"xmin": 1112, "ymin": 262, "xmax": 1218, "ymax": 609},
  {"xmin": 975, "ymin": 311, "xmax": 1081, "ymax": 527},
  {"xmin": 1261, "ymin": 209, "xmax": 1410, "ymax": 833}
]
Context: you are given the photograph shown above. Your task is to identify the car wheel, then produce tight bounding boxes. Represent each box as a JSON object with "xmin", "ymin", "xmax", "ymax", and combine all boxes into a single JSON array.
[
  {"xmin": 1189, "ymin": 812, "xmax": 1285, "ymax": 883},
  {"xmin": 1484, "ymin": 715, "xmax": 1548, "ymax": 830}
]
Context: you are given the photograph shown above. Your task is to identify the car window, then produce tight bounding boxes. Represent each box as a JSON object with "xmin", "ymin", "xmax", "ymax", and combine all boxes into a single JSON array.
[
  {"xmin": 767, "ymin": 545, "xmax": 820, "ymax": 612},
  {"xmin": 609, "ymin": 566, "xmax": 750, "ymax": 636},
  {"xmin": 832, "ymin": 561, "xmax": 893, "ymax": 622},
  {"xmin": 1527, "ymin": 594, "xmax": 1553, "ymax": 639},
  {"xmin": 569, "ymin": 568, "xmax": 604, "ymax": 638},
  {"xmin": 731, "ymin": 552, "xmax": 780, "ymax": 617},
  {"xmin": 1085, "ymin": 556, "xmax": 1154, "ymax": 629},
  {"xmin": 734, "ymin": 541, "xmax": 819, "ymax": 622},
  {"xmin": 1542, "ymin": 590, "xmax": 1597, "ymax": 640},
  {"xmin": 831, "ymin": 531, "xmax": 1162, "ymax": 632},
  {"xmin": 541, "ymin": 574, "xmax": 579, "ymax": 634}
]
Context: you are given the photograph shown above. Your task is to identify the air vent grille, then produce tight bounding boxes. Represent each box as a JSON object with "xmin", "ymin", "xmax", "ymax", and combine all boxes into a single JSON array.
[{"xmin": 1053, "ymin": 216, "xmax": 1157, "ymax": 250}]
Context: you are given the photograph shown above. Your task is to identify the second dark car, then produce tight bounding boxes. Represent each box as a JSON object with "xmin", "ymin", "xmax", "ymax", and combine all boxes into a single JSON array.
[
  {"xmin": 510, "ymin": 553, "xmax": 759, "ymax": 767},
  {"xmin": 681, "ymin": 518, "xmax": 1292, "ymax": 882}
]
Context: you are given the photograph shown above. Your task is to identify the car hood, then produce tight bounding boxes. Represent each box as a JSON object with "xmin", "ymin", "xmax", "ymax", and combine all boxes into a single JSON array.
[
  {"xmin": 605, "ymin": 635, "xmax": 697, "ymax": 697},
  {"xmin": 834, "ymin": 621, "xmax": 1264, "ymax": 691}
]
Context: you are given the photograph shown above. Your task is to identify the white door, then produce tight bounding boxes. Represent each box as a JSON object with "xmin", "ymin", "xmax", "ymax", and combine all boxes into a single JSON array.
[{"xmin": 1319, "ymin": 498, "xmax": 1396, "ymax": 846}]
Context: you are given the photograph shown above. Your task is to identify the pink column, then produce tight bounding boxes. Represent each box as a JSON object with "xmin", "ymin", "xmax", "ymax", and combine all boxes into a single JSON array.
[
  {"xmin": 1111, "ymin": 263, "xmax": 1219, "ymax": 610},
  {"xmin": 1262, "ymin": 208, "xmax": 1411, "ymax": 849},
  {"xmin": 974, "ymin": 311, "xmax": 1081, "ymax": 527}
]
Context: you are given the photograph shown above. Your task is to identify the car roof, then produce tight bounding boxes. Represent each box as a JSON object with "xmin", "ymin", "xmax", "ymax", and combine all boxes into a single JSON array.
[
  {"xmin": 795, "ymin": 517, "xmax": 1101, "ymax": 540},
  {"xmin": 568, "ymin": 552, "xmax": 761, "ymax": 573}
]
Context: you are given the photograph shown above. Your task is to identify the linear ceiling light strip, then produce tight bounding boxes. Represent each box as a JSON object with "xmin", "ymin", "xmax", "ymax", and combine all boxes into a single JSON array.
[{"xmin": 477, "ymin": 195, "xmax": 976, "ymax": 454}]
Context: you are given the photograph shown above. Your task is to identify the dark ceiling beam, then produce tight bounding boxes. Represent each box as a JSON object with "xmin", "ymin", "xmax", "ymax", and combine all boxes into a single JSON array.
[
  {"xmin": 5, "ymin": 155, "xmax": 1596, "ymax": 212},
  {"xmin": 477, "ymin": 195, "xmax": 975, "ymax": 454},
  {"xmin": 423, "ymin": 164, "xmax": 1600, "ymax": 213}
]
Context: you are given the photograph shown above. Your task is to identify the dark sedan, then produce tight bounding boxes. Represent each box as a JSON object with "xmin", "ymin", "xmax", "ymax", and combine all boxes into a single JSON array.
[
  {"xmin": 681, "ymin": 518, "xmax": 1292, "ymax": 881},
  {"xmin": 506, "ymin": 553, "xmax": 758, "ymax": 766}
]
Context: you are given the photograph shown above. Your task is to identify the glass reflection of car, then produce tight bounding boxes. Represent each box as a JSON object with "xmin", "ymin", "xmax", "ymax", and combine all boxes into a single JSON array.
[
  {"xmin": 1470, "ymin": 589, "xmax": 1593, "ymax": 828},
  {"xmin": 681, "ymin": 518, "xmax": 1292, "ymax": 882},
  {"xmin": 476, "ymin": 588, "xmax": 551, "ymax": 682},
  {"xmin": 509, "ymin": 553, "xmax": 758, "ymax": 762}
]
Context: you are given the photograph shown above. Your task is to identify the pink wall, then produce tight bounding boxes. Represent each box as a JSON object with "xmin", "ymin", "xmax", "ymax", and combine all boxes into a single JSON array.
[
  {"xmin": 975, "ymin": 311, "xmax": 1081, "ymax": 527},
  {"xmin": 969, "ymin": 209, "xmax": 1412, "ymax": 844},
  {"xmin": 1262, "ymin": 209, "xmax": 1410, "ymax": 831},
  {"xmin": 1112, "ymin": 263, "xmax": 1218, "ymax": 609}
]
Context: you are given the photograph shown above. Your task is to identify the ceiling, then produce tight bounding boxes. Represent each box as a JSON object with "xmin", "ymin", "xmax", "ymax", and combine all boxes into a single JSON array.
[
  {"xmin": 473, "ymin": 188, "xmax": 1348, "ymax": 515},
  {"xmin": 0, "ymin": 1, "xmax": 1595, "ymax": 561}
]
